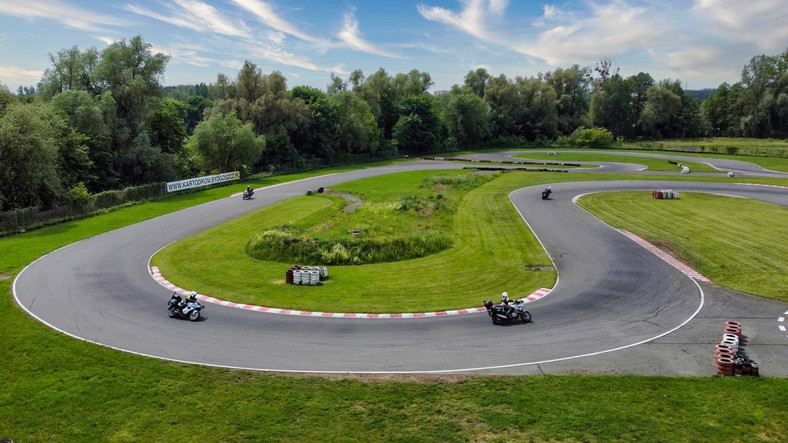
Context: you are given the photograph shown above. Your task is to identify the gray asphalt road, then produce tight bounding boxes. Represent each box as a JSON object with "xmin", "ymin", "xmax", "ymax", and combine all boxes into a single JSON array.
[{"xmin": 13, "ymin": 158, "xmax": 788, "ymax": 375}]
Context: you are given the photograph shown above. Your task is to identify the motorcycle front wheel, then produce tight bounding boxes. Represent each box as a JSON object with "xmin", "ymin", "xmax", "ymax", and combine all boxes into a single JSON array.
[
  {"xmin": 520, "ymin": 311, "xmax": 532, "ymax": 323},
  {"xmin": 189, "ymin": 310, "xmax": 201, "ymax": 321}
]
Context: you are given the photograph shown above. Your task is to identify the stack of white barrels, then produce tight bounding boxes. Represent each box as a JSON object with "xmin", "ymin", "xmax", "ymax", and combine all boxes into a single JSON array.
[{"xmin": 286, "ymin": 265, "xmax": 328, "ymax": 286}]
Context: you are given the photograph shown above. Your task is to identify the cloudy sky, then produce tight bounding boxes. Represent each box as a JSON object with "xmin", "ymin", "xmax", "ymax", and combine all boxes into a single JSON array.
[{"xmin": 1, "ymin": 0, "xmax": 786, "ymax": 93}]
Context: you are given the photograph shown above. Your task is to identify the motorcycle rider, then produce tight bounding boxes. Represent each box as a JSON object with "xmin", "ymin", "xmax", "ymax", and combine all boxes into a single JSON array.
[
  {"xmin": 544, "ymin": 186, "xmax": 552, "ymax": 195},
  {"xmin": 501, "ymin": 292, "xmax": 515, "ymax": 317},
  {"xmin": 178, "ymin": 291, "xmax": 198, "ymax": 310}
]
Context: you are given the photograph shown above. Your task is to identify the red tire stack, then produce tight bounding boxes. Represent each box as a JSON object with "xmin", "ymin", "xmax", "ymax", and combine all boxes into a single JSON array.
[{"xmin": 715, "ymin": 344, "xmax": 735, "ymax": 375}]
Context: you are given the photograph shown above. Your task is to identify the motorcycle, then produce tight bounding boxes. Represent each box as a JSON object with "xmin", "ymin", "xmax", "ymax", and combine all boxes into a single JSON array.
[
  {"xmin": 541, "ymin": 188, "xmax": 552, "ymax": 200},
  {"xmin": 484, "ymin": 299, "xmax": 532, "ymax": 325},
  {"xmin": 168, "ymin": 292, "xmax": 203, "ymax": 321},
  {"xmin": 242, "ymin": 188, "xmax": 254, "ymax": 200}
]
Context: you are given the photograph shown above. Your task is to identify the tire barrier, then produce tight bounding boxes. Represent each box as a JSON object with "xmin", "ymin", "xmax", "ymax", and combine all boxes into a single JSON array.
[
  {"xmin": 715, "ymin": 321, "xmax": 759, "ymax": 376},
  {"xmin": 286, "ymin": 265, "xmax": 328, "ymax": 286},
  {"xmin": 652, "ymin": 189, "xmax": 680, "ymax": 199}
]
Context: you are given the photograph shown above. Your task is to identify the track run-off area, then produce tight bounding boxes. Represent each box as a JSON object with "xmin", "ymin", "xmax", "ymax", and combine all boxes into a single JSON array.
[{"xmin": 13, "ymin": 153, "xmax": 788, "ymax": 375}]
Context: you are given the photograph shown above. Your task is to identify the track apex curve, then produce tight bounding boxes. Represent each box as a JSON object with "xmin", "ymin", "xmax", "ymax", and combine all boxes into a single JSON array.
[{"xmin": 149, "ymin": 266, "xmax": 552, "ymax": 319}]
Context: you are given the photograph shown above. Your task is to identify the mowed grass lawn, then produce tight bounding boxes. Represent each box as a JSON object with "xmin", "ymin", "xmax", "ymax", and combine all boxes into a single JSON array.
[
  {"xmin": 578, "ymin": 191, "xmax": 788, "ymax": 301},
  {"xmin": 2, "ymin": 162, "xmax": 788, "ymax": 440}
]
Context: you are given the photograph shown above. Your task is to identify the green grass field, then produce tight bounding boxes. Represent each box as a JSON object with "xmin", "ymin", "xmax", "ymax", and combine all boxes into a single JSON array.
[{"xmin": 2, "ymin": 152, "xmax": 788, "ymax": 440}]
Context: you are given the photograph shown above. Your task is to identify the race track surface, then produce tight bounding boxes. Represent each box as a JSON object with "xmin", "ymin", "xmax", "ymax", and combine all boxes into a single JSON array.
[{"xmin": 13, "ymin": 155, "xmax": 788, "ymax": 375}]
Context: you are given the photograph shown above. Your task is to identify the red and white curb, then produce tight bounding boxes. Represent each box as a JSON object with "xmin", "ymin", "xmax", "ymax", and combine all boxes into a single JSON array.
[
  {"xmin": 572, "ymin": 193, "xmax": 712, "ymax": 283},
  {"xmin": 150, "ymin": 266, "xmax": 551, "ymax": 319},
  {"xmin": 616, "ymin": 230, "xmax": 713, "ymax": 283}
]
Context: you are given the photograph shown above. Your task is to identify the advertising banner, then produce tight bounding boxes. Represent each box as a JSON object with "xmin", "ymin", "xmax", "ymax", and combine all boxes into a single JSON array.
[{"xmin": 165, "ymin": 171, "xmax": 240, "ymax": 193}]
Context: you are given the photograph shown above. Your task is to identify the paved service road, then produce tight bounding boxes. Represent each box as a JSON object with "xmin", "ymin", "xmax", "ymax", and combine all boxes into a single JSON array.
[{"xmin": 13, "ymin": 157, "xmax": 788, "ymax": 375}]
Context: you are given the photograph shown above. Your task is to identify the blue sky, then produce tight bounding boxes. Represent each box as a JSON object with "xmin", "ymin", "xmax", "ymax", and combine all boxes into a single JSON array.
[{"xmin": 1, "ymin": 0, "xmax": 787, "ymax": 93}]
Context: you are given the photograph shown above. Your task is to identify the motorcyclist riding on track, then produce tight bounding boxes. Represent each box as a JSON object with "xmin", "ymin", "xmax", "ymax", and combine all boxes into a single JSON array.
[
  {"xmin": 179, "ymin": 291, "xmax": 197, "ymax": 308},
  {"xmin": 501, "ymin": 292, "xmax": 513, "ymax": 316}
]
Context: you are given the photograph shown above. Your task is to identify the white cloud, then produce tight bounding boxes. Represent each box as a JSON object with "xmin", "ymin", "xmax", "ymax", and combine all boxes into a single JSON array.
[
  {"xmin": 337, "ymin": 8, "xmax": 396, "ymax": 58},
  {"xmin": 0, "ymin": 65, "xmax": 44, "ymax": 89},
  {"xmin": 246, "ymin": 44, "xmax": 347, "ymax": 74},
  {"xmin": 0, "ymin": 0, "xmax": 124, "ymax": 32},
  {"xmin": 543, "ymin": 5, "xmax": 559, "ymax": 18},
  {"xmin": 693, "ymin": 0, "xmax": 788, "ymax": 53},
  {"xmin": 417, "ymin": 0, "xmax": 497, "ymax": 40},
  {"xmin": 230, "ymin": 0, "xmax": 324, "ymax": 44},
  {"xmin": 515, "ymin": 1, "xmax": 661, "ymax": 65},
  {"xmin": 126, "ymin": 0, "xmax": 249, "ymax": 38}
]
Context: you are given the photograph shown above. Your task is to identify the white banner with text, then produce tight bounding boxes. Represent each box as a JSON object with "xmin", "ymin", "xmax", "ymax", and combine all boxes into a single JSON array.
[{"xmin": 165, "ymin": 171, "xmax": 240, "ymax": 193}]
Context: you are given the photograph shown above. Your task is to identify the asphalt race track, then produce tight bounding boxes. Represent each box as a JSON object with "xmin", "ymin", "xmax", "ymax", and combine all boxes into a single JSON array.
[{"xmin": 13, "ymin": 155, "xmax": 788, "ymax": 376}]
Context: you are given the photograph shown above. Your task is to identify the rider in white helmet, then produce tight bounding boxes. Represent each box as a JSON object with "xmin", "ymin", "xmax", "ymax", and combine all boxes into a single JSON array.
[{"xmin": 501, "ymin": 291, "xmax": 514, "ymax": 316}]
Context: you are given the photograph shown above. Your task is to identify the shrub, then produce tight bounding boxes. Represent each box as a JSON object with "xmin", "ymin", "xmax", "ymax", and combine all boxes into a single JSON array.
[
  {"xmin": 575, "ymin": 127, "xmax": 614, "ymax": 148},
  {"xmin": 245, "ymin": 226, "xmax": 452, "ymax": 265}
]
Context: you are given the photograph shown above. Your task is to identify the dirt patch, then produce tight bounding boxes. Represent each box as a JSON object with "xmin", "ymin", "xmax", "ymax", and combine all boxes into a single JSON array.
[
  {"xmin": 0, "ymin": 273, "xmax": 11, "ymax": 281},
  {"xmin": 325, "ymin": 190, "xmax": 362, "ymax": 213},
  {"xmin": 529, "ymin": 266, "xmax": 555, "ymax": 272},
  {"xmin": 651, "ymin": 239, "xmax": 695, "ymax": 268}
]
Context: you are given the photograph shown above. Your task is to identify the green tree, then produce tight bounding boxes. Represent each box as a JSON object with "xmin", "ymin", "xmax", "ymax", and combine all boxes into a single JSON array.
[
  {"xmin": 464, "ymin": 68, "xmax": 491, "ymax": 98},
  {"xmin": 38, "ymin": 45, "xmax": 100, "ymax": 99},
  {"xmin": 442, "ymin": 87, "xmax": 491, "ymax": 148},
  {"xmin": 94, "ymin": 35, "xmax": 170, "ymax": 183},
  {"xmin": 51, "ymin": 90, "xmax": 117, "ymax": 191},
  {"xmin": 393, "ymin": 93, "xmax": 443, "ymax": 155},
  {"xmin": 147, "ymin": 98, "xmax": 187, "ymax": 155},
  {"xmin": 393, "ymin": 69, "xmax": 433, "ymax": 97},
  {"xmin": 187, "ymin": 112, "xmax": 264, "ymax": 174},
  {"xmin": 639, "ymin": 83, "xmax": 682, "ymax": 138},
  {"xmin": 514, "ymin": 76, "xmax": 558, "ymax": 141},
  {"xmin": 591, "ymin": 74, "xmax": 636, "ymax": 137},
  {"xmin": 542, "ymin": 65, "xmax": 591, "ymax": 135},
  {"xmin": 484, "ymin": 74, "xmax": 523, "ymax": 138},
  {"xmin": 0, "ymin": 102, "xmax": 64, "ymax": 209}
]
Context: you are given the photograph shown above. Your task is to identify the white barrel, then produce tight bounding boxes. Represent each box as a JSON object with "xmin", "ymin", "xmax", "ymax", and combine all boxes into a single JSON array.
[
  {"xmin": 673, "ymin": 192, "xmax": 679, "ymax": 199},
  {"xmin": 681, "ymin": 166, "xmax": 690, "ymax": 174},
  {"xmin": 310, "ymin": 270, "xmax": 320, "ymax": 285},
  {"xmin": 320, "ymin": 267, "xmax": 328, "ymax": 278},
  {"xmin": 293, "ymin": 270, "xmax": 302, "ymax": 284}
]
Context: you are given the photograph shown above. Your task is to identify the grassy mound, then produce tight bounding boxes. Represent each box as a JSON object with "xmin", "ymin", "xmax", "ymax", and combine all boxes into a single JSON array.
[{"xmin": 244, "ymin": 172, "xmax": 493, "ymax": 265}]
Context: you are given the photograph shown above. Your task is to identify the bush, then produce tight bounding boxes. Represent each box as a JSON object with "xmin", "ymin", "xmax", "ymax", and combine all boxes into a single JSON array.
[
  {"xmin": 245, "ymin": 226, "xmax": 453, "ymax": 265},
  {"xmin": 575, "ymin": 127, "xmax": 614, "ymax": 148}
]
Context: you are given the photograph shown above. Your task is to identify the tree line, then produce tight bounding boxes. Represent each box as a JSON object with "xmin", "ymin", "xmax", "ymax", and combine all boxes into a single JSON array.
[{"xmin": 2, "ymin": 34, "xmax": 787, "ymax": 212}]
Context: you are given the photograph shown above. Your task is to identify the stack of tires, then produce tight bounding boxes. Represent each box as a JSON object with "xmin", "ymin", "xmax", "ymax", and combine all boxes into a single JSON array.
[
  {"xmin": 715, "ymin": 321, "xmax": 759, "ymax": 376},
  {"xmin": 652, "ymin": 189, "xmax": 680, "ymax": 199}
]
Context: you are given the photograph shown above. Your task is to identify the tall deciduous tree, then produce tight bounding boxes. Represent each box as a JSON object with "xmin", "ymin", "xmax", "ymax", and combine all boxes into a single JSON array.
[
  {"xmin": 542, "ymin": 65, "xmax": 591, "ymax": 135},
  {"xmin": 442, "ymin": 87, "xmax": 491, "ymax": 148},
  {"xmin": 187, "ymin": 112, "xmax": 264, "ymax": 174},
  {"xmin": 464, "ymin": 68, "xmax": 491, "ymax": 98},
  {"xmin": 0, "ymin": 102, "xmax": 64, "ymax": 209},
  {"xmin": 38, "ymin": 46, "xmax": 100, "ymax": 99},
  {"xmin": 393, "ymin": 93, "xmax": 443, "ymax": 155}
]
